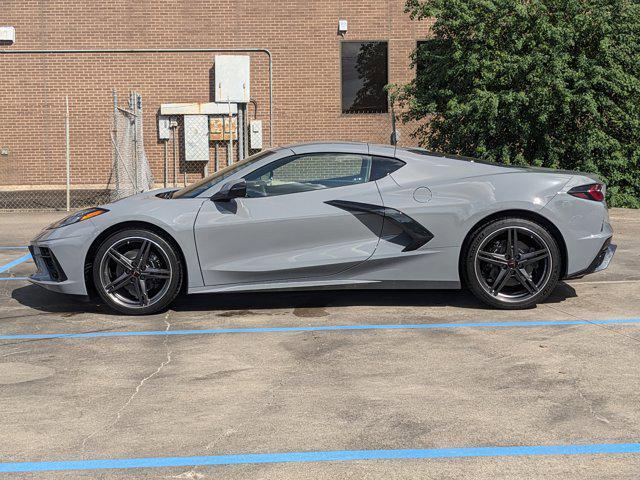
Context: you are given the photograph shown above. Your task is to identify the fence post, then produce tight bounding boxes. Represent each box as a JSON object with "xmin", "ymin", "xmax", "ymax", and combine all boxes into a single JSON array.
[
  {"xmin": 172, "ymin": 123, "xmax": 178, "ymax": 188},
  {"xmin": 65, "ymin": 96, "xmax": 71, "ymax": 212},
  {"xmin": 131, "ymin": 92, "xmax": 139, "ymax": 193}
]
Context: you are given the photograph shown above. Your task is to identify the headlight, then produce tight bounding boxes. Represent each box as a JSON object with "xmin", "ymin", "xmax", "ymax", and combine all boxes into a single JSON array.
[{"xmin": 47, "ymin": 207, "xmax": 109, "ymax": 229}]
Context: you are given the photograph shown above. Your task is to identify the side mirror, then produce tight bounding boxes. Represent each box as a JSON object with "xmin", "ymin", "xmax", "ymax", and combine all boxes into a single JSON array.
[{"xmin": 211, "ymin": 178, "xmax": 247, "ymax": 202}]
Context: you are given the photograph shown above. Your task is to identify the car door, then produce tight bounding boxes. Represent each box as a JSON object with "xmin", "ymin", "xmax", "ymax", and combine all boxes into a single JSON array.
[{"xmin": 194, "ymin": 148, "xmax": 386, "ymax": 286}]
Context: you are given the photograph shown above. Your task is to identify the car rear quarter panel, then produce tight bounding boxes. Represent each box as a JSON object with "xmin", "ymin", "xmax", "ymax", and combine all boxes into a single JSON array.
[
  {"xmin": 541, "ymin": 175, "xmax": 612, "ymax": 275},
  {"xmin": 383, "ymin": 158, "xmax": 573, "ymax": 250}
]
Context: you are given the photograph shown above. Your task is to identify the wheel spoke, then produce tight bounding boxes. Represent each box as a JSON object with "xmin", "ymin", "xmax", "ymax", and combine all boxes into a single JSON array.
[
  {"xmin": 107, "ymin": 248, "xmax": 133, "ymax": 270},
  {"xmin": 142, "ymin": 268, "xmax": 171, "ymax": 279},
  {"xmin": 491, "ymin": 267, "xmax": 511, "ymax": 295},
  {"xmin": 478, "ymin": 250, "xmax": 508, "ymax": 266},
  {"xmin": 515, "ymin": 268, "xmax": 538, "ymax": 294},
  {"xmin": 104, "ymin": 272, "xmax": 131, "ymax": 293},
  {"xmin": 520, "ymin": 249, "xmax": 549, "ymax": 266},
  {"xmin": 131, "ymin": 278, "xmax": 144, "ymax": 306},
  {"xmin": 508, "ymin": 228, "xmax": 519, "ymax": 258},
  {"xmin": 134, "ymin": 240, "xmax": 152, "ymax": 269},
  {"xmin": 138, "ymin": 279, "xmax": 149, "ymax": 306}
]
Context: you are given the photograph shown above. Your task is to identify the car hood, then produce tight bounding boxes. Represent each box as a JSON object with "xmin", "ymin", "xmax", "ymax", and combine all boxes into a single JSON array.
[
  {"xmin": 102, "ymin": 188, "xmax": 178, "ymax": 207},
  {"xmin": 96, "ymin": 188, "xmax": 205, "ymax": 219}
]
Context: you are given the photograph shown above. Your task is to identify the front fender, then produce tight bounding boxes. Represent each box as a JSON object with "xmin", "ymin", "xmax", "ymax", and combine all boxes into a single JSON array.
[{"xmin": 88, "ymin": 195, "xmax": 206, "ymax": 289}]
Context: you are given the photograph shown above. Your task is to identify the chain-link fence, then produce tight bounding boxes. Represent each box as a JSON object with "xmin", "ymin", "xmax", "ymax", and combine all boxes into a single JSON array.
[
  {"xmin": 107, "ymin": 91, "xmax": 154, "ymax": 201},
  {"xmin": 0, "ymin": 50, "xmax": 274, "ymax": 212},
  {"xmin": 0, "ymin": 93, "xmax": 75, "ymax": 211},
  {"xmin": 0, "ymin": 90, "xmax": 154, "ymax": 211}
]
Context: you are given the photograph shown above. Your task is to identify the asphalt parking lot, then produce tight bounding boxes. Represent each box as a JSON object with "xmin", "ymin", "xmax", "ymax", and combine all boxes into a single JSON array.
[{"xmin": 0, "ymin": 209, "xmax": 639, "ymax": 479}]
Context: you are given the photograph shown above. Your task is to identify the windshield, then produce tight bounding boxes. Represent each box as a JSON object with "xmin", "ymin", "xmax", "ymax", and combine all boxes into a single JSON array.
[{"xmin": 172, "ymin": 149, "xmax": 277, "ymax": 198}]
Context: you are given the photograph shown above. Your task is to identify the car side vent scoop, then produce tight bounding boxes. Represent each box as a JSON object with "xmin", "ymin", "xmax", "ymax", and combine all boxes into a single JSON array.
[
  {"xmin": 325, "ymin": 200, "xmax": 434, "ymax": 252},
  {"xmin": 156, "ymin": 190, "xmax": 177, "ymax": 199}
]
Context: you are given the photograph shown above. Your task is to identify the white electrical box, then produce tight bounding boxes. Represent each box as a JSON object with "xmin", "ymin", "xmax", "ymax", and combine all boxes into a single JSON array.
[
  {"xmin": 215, "ymin": 55, "xmax": 250, "ymax": 103},
  {"xmin": 250, "ymin": 120, "xmax": 263, "ymax": 150},
  {"xmin": 0, "ymin": 26, "xmax": 15, "ymax": 44},
  {"xmin": 338, "ymin": 19, "xmax": 348, "ymax": 35},
  {"xmin": 184, "ymin": 115, "xmax": 210, "ymax": 162},
  {"xmin": 157, "ymin": 115, "xmax": 172, "ymax": 140}
]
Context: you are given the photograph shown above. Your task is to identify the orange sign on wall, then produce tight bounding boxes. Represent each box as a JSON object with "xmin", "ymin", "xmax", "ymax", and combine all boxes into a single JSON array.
[{"xmin": 209, "ymin": 117, "xmax": 237, "ymax": 141}]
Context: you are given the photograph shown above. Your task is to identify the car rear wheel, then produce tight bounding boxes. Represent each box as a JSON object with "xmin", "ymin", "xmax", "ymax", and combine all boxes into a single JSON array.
[
  {"xmin": 464, "ymin": 218, "xmax": 561, "ymax": 309},
  {"xmin": 93, "ymin": 229, "xmax": 182, "ymax": 315}
]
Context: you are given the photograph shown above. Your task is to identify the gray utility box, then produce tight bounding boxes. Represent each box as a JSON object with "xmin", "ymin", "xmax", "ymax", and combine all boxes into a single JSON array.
[
  {"xmin": 184, "ymin": 115, "xmax": 210, "ymax": 162},
  {"xmin": 157, "ymin": 115, "xmax": 172, "ymax": 141},
  {"xmin": 215, "ymin": 55, "xmax": 251, "ymax": 103},
  {"xmin": 250, "ymin": 120, "xmax": 263, "ymax": 150}
]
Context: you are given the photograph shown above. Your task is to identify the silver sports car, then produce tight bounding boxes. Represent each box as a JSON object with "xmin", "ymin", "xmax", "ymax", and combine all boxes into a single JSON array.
[{"xmin": 29, "ymin": 142, "xmax": 616, "ymax": 315}]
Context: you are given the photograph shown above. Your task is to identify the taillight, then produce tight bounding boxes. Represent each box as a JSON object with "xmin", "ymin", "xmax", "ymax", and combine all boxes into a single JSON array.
[{"xmin": 568, "ymin": 183, "xmax": 605, "ymax": 202}]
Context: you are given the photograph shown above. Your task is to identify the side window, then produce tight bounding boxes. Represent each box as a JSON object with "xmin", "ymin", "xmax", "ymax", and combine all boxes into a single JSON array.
[
  {"xmin": 244, "ymin": 153, "xmax": 372, "ymax": 198},
  {"xmin": 370, "ymin": 156, "xmax": 405, "ymax": 180}
]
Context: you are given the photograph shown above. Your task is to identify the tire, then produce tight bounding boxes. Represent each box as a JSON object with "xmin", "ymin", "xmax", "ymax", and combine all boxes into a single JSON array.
[
  {"xmin": 92, "ymin": 229, "xmax": 183, "ymax": 315},
  {"xmin": 463, "ymin": 217, "xmax": 561, "ymax": 309}
]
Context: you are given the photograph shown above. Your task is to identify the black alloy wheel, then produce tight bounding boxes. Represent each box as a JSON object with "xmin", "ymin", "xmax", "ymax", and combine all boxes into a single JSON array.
[
  {"xmin": 93, "ymin": 229, "xmax": 182, "ymax": 315},
  {"xmin": 465, "ymin": 218, "xmax": 561, "ymax": 309}
]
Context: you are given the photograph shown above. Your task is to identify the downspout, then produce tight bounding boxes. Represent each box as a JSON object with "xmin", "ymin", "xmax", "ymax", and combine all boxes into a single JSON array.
[{"xmin": 0, "ymin": 47, "xmax": 274, "ymax": 147}]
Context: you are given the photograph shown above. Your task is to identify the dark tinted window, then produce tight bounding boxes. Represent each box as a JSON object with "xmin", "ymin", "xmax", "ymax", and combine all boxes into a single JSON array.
[
  {"xmin": 341, "ymin": 42, "xmax": 388, "ymax": 114},
  {"xmin": 370, "ymin": 156, "xmax": 405, "ymax": 180}
]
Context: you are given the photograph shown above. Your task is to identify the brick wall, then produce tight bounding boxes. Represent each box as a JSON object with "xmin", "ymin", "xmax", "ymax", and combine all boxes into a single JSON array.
[{"xmin": 0, "ymin": 0, "xmax": 432, "ymax": 189}]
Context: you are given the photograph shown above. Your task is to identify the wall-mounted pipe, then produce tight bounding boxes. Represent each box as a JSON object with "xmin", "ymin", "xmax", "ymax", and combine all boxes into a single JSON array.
[
  {"xmin": 238, "ymin": 104, "xmax": 244, "ymax": 161},
  {"xmin": 0, "ymin": 47, "xmax": 274, "ymax": 146}
]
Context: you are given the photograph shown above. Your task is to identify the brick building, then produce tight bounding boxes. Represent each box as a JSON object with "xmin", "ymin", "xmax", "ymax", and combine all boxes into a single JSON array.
[{"xmin": 0, "ymin": 0, "xmax": 430, "ymax": 206}]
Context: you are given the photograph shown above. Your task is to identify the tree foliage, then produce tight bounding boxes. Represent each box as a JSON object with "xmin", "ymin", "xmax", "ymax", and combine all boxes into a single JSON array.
[
  {"xmin": 398, "ymin": 0, "xmax": 640, "ymax": 207},
  {"xmin": 352, "ymin": 42, "xmax": 389, "ymax": 112}
]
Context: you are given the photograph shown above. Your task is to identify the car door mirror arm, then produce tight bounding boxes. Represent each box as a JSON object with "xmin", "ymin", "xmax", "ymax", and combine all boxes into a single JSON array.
[{"xmin": 211, "ymin": 178, "xmax": 247, "ymax": 202}]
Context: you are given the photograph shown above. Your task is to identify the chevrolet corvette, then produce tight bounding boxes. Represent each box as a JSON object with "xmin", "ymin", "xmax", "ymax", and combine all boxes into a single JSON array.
[{"xmin": 29, "ymin": 142, "xmax": 616, "ymax": 314}]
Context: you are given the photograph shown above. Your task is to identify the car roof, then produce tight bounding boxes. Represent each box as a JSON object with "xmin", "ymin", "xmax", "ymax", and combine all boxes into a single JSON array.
[
  {"xmin": 273, "ymin": 142, "xmax": 486, "ymax": 164},
  {"xmin": 278, "ymin": 141, "xmax": 367, "ymax": 149}
]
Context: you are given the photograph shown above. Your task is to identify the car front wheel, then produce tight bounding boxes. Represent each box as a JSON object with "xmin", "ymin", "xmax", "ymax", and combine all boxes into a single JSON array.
[
  {"xmin": 464, "ymin": 218, "xmax": 561, "ymax": 309},
  {"xmin": 92, "ymin": 229, "xmax": 182, "ymax": 315}
]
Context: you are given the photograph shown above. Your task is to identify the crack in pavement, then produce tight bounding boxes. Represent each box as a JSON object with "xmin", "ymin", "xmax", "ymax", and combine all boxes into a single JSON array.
[
  {"xmin": 543, "ymin": 303, "xmax": 640, "ymax": 346},
  {"xmin": 576, "ymin": 385, "xmax": 611, "ymax": 425},
  {"xmin": 80, "ymin": 312, "xmax": 173, "ymax": 455},
  {"xmin": 172, "ymin": 469, "xmax": 207, "ymax": 479}
]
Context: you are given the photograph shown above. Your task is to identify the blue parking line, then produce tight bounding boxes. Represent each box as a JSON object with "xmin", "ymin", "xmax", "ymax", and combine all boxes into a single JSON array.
[
  {"xmin": 1, "ymin": 318, "xmax": 639, "ymax": 342},
  {"xmin": 0, "ymin": 253, "xmax": 32, "ymax": 273},
  {"xmin": 0, "ymin": 246, "xmax": 28, "ymax": 250},
  {"xmin": 0, "ymin": 277, "xmax": 29, "ymax": 281},
  {"xmin": 1, "ymin": 442, "xmax": 639, "ymax": 473}
]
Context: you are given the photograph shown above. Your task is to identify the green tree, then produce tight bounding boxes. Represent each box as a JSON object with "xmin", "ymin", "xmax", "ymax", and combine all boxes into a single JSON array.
[{"xmin": 398, "ymin": 0, "xmax": 640, "ymax": 207}]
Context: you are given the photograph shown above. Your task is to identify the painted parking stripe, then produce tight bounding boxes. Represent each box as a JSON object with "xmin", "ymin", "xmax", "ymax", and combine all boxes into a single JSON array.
[
  {"xmin": 0, "ymin": 277, "xmax": 29, "ymax": 281},
  {"xmin": 1, "ymin": 442, "xmax": 640, "ymax": 473},
  {"xmin": 1, "ymin": 318, "xmax": 639, "ymax": 342},
  {"xmin": 0, "ymin": 253, "xmax": 32, "ymax": 273},
  {"xmin": 0, "ymin": 246, "xmax": 28, "ymax": 250}
]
